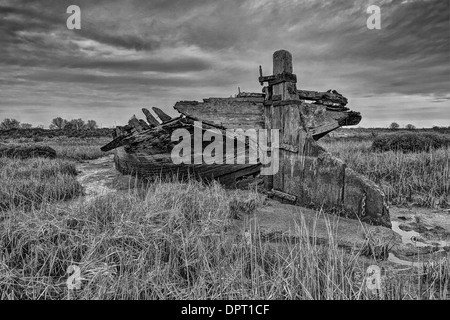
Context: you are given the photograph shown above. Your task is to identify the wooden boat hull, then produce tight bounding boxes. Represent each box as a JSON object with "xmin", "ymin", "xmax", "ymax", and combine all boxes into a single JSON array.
[
  {"xmin": 101, "ymin": 49, "xmax": 390, "ymax": 227},
  {"xmin": 114, "ymin": 147, "xmax": 261, "ymax": 187},
  {"xmin": 107, "ymin": 116, "xmax": 263, "ymax": 187}
]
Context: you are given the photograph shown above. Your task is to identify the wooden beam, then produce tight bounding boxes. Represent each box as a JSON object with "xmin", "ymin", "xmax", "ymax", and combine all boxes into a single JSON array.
[
  {"xmin": 298, "ymin": 90, "xmax": 348, "ymax": 106},
  {"xmin": 310, "ymin": 121, "xmax": 341, "ymax": 140},
  {"xmin": 100, "ymin": 135, "xmax": 129, "ymax": 152},
  {"xmin": 142, "ymin": 108, "xmax": 160, "ymax": 127},
  {"xmin": 128, "ymin": 115, "xmax": 144, "ymax": 132},
  {"xmin": 269, "ymin": 189, "xmax": 297, "ymax": 203},
  {"xmin": 138, "ymin": 119, "xmax": 150, "ymax": 130},
  {"xmin": 152, "ymin": 107, "xmax": 172, "ymax": 123}
]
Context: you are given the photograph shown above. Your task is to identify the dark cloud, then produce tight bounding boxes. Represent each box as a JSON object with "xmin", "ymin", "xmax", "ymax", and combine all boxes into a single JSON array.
[
  {"xmin": 65, "ymin": 57, "xmax": 212, "ymax": 73},
  {"xmin": 0, "ymin": 0, "xmax": 448, "ymax": 127},
  {"xmin": 18, "ymin": 68, "xmax": 233, "ymax": 87}
]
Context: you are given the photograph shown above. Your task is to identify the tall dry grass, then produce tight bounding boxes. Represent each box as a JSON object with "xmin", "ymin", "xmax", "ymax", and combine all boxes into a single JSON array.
[
  {"xmin": 0, "ymin": 157, "xmax": 82, "ymax": 212},
  {"xmin": 0, "ymin": 134, "xmax": 448, "ymax": 300},
  {"xmin": 320, "ymin": 139, "xmax": 450, "ymax": 207},
  {"xmin": 0, "ymin": 180, "xmax": 448, "ymax": 300},
  {"xmin": 0, "ymin": 136, "xmax": 110, "ymax": 161}
]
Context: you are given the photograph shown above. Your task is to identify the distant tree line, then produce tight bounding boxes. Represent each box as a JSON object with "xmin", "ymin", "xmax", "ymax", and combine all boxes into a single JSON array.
[
  {"xmin": 0, "ymin": 118, "xmax": 33, "ymax": 130},
  {"xmin": 389, "ymin": 122, "xmax": 449, "ymax": 131},
  {"xmin": 48, "ymin": 117, "xmax": 98, "ymax": 130},
  {"xmin": 0, "ymin": 117, "xmax": 98, "ymax": 130},
  {"xmin": 389, "ymin": 122, "xmax": 417, "ymax": 130}
]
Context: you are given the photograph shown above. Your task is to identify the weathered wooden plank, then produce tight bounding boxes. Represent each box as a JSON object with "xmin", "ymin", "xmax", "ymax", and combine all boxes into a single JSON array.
[
  {"xmin": 259, "ymin": 73, "xmax": 297, "ymax": 86},
  {"xmin": 279, "ymin": 104, "xmax": 308, "ymax": 200},
  {"xmin": 142, "ymin": 108, "xmax": 160, "ymax": 127},
  {"xmin": 114, "ymin": 145, "xmax": 262, "ymax": 187},
  {"xmin": 236, "ymin": 92, "xmax": 264, "ymax": 98},
  {"xmin": 310, "ymin": 121, "xmax": 341, "ymax": 140},
  {"xmin": 101, "ymin": 135, "xmax": 129, "ymax": 152},
  {"xmin": 298, "ymin": 89, "xmax": 348, "ymax": 106},
  {"xmin": 344, "ymin": 168, "xmax": 391, "ymax": 227},
  {"xmin": 270, "ymin": 189, "xmax": 297, "ymax": 203},
  {"xmin": 102, "ymin": 116, "xmax": 188, "ymax": 152},
  {"xmin": 139, "ymin": 119, "xmax": 150, "ymax": 130},
  {"xmin": 152, "ymin": 107, "xmax": 172, "ymax": 123},
  {"xmin": 174, "ymin": 98, "xmax": 265, "ymax": 130},
  {"xmin": 271, "ymin": 105, "xmax": 284, "ymax": 191},
  {"xmin": 263, "ymin": 104, "xmax": 274, "ymax": 190},
  {"xmin": 128, "ymin": 116, "xmax": 144, "ymax": 132}
]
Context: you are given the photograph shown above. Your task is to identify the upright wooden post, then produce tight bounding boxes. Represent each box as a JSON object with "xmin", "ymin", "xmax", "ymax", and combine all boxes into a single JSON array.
[
  {"xmin": 272, "ymin": 50, "xmax": 298, "ymax": 101},
  {"xmin": 264, "ymin": 50, "xmax": 305, "ymax": 196},
  {"xmin": 261, "ymin": 50, "xmax": 390, "ymax": 227}
]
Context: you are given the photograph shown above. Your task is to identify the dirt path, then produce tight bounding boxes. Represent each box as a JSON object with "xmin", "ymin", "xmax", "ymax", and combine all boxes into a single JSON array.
[
  {"xmin": 76, "ymin": 155, "xmax": 117, "ymax": 200},
  {"xmin": 75, "ymin": 155, "xmax": 140, "ymax": 202}
]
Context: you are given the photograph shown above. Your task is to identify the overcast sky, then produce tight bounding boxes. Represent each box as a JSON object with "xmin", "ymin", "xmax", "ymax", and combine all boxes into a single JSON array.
[{"xmin": 0, "ymin": 0, "xmax": 448, "ymax": 128}]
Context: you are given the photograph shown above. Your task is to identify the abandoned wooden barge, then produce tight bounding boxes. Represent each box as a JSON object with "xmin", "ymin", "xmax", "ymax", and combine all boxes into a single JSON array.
[{"xmin": 101, "ymin": 50, "xmax": 391, "ymax": 228}]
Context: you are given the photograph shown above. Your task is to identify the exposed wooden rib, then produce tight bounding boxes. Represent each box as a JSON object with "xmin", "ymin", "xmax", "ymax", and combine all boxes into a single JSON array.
[
  {"xmin": 100, "ymin": 135, "xmax": 129, "ymax": 152},
  {"xmin": 142, "ymin": 108, "xmax": 160, "ymax": 127},
  {"xmin": 101, "ymin": 116, "xmax": 205, "ymax": 152},
  {"xmin": 152, "ymin": 107, "xmax": 172, "ymax": 123},
  {"xmin": 139, "ymin": 119, "xmax": 150, "ymax": 130},
  {"xmin": 338, "ymin": 111, "xmax": 362, "ymax": 126},
  {"xmin": 128, "ymin": 116, "xmax": 144, "ymax": 132},
  {"xmin": 310, "ymin": 121, "xmax": 341, "ymax": 140}
]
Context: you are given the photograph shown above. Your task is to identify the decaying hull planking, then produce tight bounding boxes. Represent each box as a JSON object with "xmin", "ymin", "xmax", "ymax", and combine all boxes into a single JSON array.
[
  {"xmin": 174, "ymin": 91, "xmax": 361, "ymax": 140},
  {"xmin": 102, "ymin": 49, "xmax": 391, "ymax": 228},
  {"xmin": 102, "ymin": 115, "xmax": 263, "ymax": 187}
]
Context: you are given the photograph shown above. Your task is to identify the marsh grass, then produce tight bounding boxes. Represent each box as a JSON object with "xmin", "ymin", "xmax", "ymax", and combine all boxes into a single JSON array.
[
  {"xmin": 1, "ymin": 137, "xmax": 111, "ymax": 161},
  {"xmin": 0, "ymin": 134, "xmax": 448, "ymax": 300},
  {"xmin": 0, "ymin": 179, "xmax": 448, "ymax": 300},
  {"xmin": 320, "ymin": 139, "xmax": 450, "ymax": 207},
  {"xmin": 372, "ymin": 132, "xmax": 450, "ymax": 153},
  {"xmin": 0, "ymin": 157, "xmax": 82, "ymax": 211}
]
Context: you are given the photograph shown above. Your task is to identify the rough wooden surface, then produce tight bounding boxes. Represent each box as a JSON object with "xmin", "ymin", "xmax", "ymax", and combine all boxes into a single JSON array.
[
  {"xmin": 245, "ymin": 199, "xmax": 397, "ymax": 256},
  {"xmin": 298, "ymin": 89, "xmax": 348, "ymax": 106},
  {"xmin": 273, "ymin": 50, "xmax": 293, "ymax": 75},
  {"xmin": 175, "ymin": 97, "xmax": 360, "ymax": 137},
  {"xmin": 105, "ymin": 116, "xmax": 263, "ymax": 188},
  {"xmin": 152, "ymin": 107, "xmax": 172, "ymax": 123},
  {"xmin": 264, "ymin": 98, "xmax": 390, "ymax": 227},
  {"xmin": 128, "ymin": 115, "xmax": 144, "ymax": 132},
  {"xmin": 174, "ymin": 98, "xmax": 265, "ymax": 130},
  {"xmin": 142, "ymin": 108, "xmax": 160, "ymax": 127},
  {"xmin": 271, "ymin": 50, "xmax": 298, "ymax": 101},
  {"xmin": 138, "ymin": 119, "xmax": 150, "ymax": 130}
]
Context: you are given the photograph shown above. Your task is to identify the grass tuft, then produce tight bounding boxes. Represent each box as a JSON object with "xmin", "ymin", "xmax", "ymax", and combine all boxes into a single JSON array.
[{"xmin": 372, "ymin": 132, "xmax": 450, "ymax": 153}]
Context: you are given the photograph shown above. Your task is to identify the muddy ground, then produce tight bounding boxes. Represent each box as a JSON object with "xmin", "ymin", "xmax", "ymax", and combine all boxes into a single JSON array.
[{"xmin": 75, "ymin": 156, "xmax": 450, "ymax": 271}]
